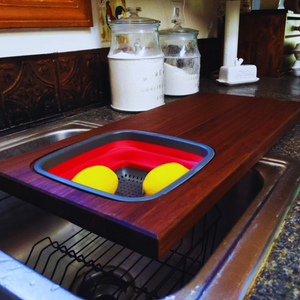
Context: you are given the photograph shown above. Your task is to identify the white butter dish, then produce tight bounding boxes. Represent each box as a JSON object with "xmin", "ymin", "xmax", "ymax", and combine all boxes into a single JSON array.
[{"xmin": 217, "ymin": 64, "xmax": 259, "ymax": 85}]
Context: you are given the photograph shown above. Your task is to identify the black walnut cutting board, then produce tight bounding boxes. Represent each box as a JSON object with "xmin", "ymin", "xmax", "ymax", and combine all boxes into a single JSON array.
[{"xmin": 1, "ymin": 93, "xmax": 300, "ymax": 259}]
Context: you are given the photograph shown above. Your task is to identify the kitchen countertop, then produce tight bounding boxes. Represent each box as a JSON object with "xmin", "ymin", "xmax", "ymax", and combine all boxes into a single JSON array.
[{"xmin": 64, "ymin": 75, "xmax": 300, "ymax": 299}]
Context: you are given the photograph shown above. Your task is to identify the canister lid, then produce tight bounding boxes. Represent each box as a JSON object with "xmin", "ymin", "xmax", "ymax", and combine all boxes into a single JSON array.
[
  {"xmin": 159, "ymin": 24, "xmax": 199, "ymax": 35},
  {"xmin": 109, "ymin": 7, "xmax": 160, "ymax": 25}
]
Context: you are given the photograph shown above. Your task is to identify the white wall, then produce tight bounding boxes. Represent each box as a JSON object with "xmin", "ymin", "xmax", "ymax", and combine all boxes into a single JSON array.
[
  {"xmin": 0, "ymin": 0, "xmax": 219, "ymax": 58},
  {"xmin": 126, "ymin": 0, "xmax": 218, "ymax": 38}
]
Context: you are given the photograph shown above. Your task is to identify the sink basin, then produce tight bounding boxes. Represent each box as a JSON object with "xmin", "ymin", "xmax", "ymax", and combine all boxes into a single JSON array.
[
  {"xmin": 0, "ymin": 117, "xmax": 299, "ymax": 300},
  {"xmin": 0, "ymin": 120, "xmax": 101, "ymax": 161}
]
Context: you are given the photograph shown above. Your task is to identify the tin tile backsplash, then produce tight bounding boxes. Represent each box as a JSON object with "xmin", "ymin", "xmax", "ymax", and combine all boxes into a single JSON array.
[{"xmin": 0, "ymin": 49, "xmax": 106, "ymax": 131}]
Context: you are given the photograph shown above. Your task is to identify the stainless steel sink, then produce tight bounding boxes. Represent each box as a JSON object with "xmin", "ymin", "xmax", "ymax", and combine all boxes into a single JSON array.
[
  {"xmin": 0, "ymin": 118, "xmax": 299, "ymax": 300},
  {"xmin": 0, "ymin": 120, "xmax": 101, "ymax": 161}
]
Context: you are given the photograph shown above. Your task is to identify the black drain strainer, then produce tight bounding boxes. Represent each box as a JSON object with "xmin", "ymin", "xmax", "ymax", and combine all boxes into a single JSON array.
[
  {"xmin": 71, "ymin": 266, "xmax": 135, "ymax": 300},
  {"xmin": 114, "ymin": 167, "xmax": 149, "ymax": 198}
]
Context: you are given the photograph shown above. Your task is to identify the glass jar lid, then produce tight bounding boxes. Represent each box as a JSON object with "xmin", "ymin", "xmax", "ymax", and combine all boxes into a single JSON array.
[
  {"xmin": 109, "ymin": 7, "xmax": 160, "ymax": 25},
  {"xmin": 159, "ymin": 24, "xmax": 199, "ymax": 35}
]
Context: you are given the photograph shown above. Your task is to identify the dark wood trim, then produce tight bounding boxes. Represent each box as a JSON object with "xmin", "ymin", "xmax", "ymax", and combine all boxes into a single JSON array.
[
  {"xmin": 245, "ymin": 9, "xmax": 289, "ymax": 16},
  {"xmin": 0, "ymin": 0, "xmax": 93, "ymax": 28},
  {"xmin": 0, "ymin": 48, "xmax": 109, "ymax": 132}
]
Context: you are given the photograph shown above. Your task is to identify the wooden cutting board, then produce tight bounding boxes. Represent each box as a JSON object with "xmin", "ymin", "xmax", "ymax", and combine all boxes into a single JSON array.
[{"xmin": 1, "ymin": 93, "xmax": 300, "ymax": 259}]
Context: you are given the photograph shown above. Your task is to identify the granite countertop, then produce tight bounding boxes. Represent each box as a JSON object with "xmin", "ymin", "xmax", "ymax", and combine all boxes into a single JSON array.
[{"xmin": 67, "ymin": 75, "xmax": 300, "ymax": 299}]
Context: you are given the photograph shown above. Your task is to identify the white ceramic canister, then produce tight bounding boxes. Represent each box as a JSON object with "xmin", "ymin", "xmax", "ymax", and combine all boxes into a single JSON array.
[{"xmin": 108, "ymin": 7, "xmax": 164, "ymax": 112}]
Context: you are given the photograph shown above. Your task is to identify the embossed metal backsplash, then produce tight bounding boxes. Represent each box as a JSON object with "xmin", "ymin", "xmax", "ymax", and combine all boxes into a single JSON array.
[
  {"xmin": 0, "ymin": 49, "xmax": 110, "ymax": 132},
  {"xmin": 0, "ymin": 39, "xmax": 220, "ymax": 132}
]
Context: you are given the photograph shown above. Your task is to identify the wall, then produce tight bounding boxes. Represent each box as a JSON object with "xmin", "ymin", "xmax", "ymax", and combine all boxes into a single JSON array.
[
  {"xmin": 0, "ymin": 0, "xmax": 219, "ymax": 58},
  {"xmin": 126, "ymin": 0, "xmax": 218, "ymax": 38}
]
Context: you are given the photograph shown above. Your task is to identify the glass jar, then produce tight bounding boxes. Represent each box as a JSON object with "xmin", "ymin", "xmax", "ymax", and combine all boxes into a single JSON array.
[
  {"xmin": 108, "ymin": 7, "xmax": 164, "ymax": 112},
  {"xmin": 159, "ymin": 24, "xmax": 200, "ymax": 96}
]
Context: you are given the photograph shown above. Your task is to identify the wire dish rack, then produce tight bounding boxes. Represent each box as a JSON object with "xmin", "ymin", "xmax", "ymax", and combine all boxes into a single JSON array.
[{"xmin": 25, "ymin": 205, "xmax": 222, "ymax": 300}]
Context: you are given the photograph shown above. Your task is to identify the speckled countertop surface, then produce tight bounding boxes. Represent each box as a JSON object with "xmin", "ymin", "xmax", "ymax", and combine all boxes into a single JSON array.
[{"xmin": 67, "ymin": 75, "xmax": 300, "ymax": 299}]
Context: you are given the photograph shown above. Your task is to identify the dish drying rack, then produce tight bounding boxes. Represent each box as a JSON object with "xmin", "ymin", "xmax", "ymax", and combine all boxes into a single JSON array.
[{"xmin": 25, "ymin": 205, "xmax": 222, "ymax": 300}]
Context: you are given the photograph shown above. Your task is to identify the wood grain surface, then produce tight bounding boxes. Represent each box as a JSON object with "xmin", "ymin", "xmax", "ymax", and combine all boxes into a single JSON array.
[
  {"xmin": 238, "ymin": 12, "xmax": 286, "ymax": 77},
  {"xmin": 1, "ymin": 93, "xmax": 300, "ymax": 259},
  {"xmin": 0, "ymin": 0, "xmax": 93, "ymax": 28}
]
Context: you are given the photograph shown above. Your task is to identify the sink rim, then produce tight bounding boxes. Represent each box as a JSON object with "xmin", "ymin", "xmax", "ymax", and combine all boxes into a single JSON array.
[
  {"xmin": 166, "ymin": 155, "xmax": 300, "ymax": 299},
  {"xmin": 0, "ymin": 120, "xmax": 101, "ymax": 153}
]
